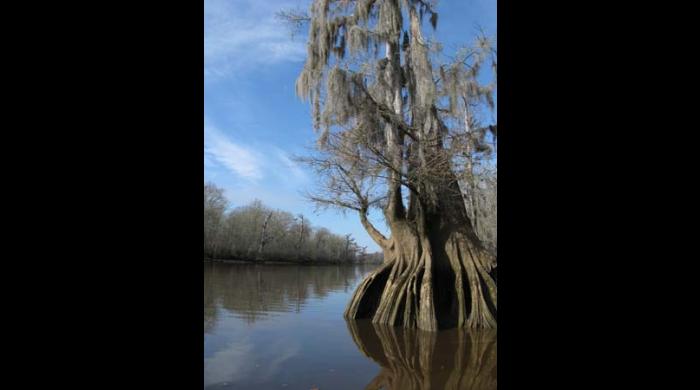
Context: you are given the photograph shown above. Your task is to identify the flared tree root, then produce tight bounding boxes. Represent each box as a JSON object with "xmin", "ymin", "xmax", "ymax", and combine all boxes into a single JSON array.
[{"xmin": 345, "ymin": 227, "xmax": 496, "ymax": 330}]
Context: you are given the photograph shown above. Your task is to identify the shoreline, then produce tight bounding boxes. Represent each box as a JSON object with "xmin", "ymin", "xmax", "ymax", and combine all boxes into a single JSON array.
[{"xmin": 204, "ymin": 258, "xmax": 382, "ymax": 266}]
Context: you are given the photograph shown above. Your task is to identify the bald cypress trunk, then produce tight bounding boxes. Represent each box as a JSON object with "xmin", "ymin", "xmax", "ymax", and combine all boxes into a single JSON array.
[{"xmin": 345, "ymin": 180, "xmax": 496, "ymax": 330}]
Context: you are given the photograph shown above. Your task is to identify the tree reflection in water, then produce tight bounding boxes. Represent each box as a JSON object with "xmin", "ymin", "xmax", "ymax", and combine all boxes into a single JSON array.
[
  {"xmin": 347, "ymin": 319, "xmax": 496, "ymax": 390},
  {"xmin": 204, "ymin": 263, "xmax": 496, "ymax": 389},
  {"xmin": 204, "ymin": 262, "xmax": 375, "ymax": 329}
]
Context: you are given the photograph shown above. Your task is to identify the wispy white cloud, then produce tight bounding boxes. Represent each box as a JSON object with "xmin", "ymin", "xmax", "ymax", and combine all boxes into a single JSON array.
[
  {"xmin": 204, "ymin": 153, "xmax": 218, "ymax": 169},
  {"xmin": 205, "ymin": 125, "xmax": 263, "ymax": 181},
  {"xmin": 272, "ymin": 146, "xmax": 308, "ymax": 183},
  {"xmin": 204, "ymin": 122, "xmax": 310, "ymax": 186},
  {"xmin": 205, "ymin": 0, "xmax": 307, "ymax": 79}
]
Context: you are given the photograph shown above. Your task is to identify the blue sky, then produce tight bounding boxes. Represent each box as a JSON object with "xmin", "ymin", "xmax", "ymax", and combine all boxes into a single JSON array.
[{"xmin": 204, "ymin": 0, "xmax": 496, "ymax": 253}]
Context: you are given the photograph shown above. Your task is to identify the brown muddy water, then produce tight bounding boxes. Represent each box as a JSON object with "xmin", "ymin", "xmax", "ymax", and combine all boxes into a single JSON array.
[{"xmin": 204, "ymin": 262, "xmax": 496, "ymax": 390}]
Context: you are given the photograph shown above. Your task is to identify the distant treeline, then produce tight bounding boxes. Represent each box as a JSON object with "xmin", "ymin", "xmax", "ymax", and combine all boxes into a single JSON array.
[{"xmin": 204, "ymin": 183, "xmax": 383, "ymax": 263}]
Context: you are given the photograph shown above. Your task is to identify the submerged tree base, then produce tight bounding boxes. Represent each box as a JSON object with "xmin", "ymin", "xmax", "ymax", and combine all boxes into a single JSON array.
[{"xmin": 345, "ymin": 222, "xmax": 497, "ymax": 331}]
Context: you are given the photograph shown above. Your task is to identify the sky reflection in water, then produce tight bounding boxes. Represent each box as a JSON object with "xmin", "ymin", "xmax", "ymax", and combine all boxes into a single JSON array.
[{"xmin": 204, "ymin": 262, "xmax": 496, "ymax": 390}]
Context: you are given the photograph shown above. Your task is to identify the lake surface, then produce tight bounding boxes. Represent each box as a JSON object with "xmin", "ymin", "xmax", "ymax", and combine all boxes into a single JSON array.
[{"xmin": 204, "ymin": 262, "xmax": 497, "ymax": 390}]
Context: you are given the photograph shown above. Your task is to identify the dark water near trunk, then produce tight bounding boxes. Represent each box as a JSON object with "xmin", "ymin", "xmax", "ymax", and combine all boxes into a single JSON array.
[{"xmin": 204, "ymin": 262, "xmax": 496, "ymax": 390}]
